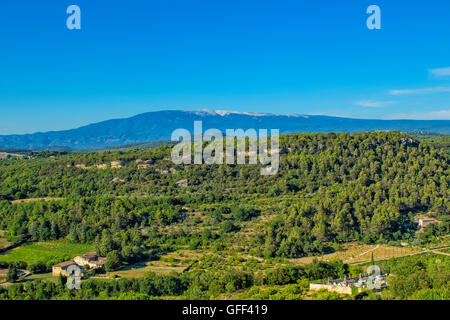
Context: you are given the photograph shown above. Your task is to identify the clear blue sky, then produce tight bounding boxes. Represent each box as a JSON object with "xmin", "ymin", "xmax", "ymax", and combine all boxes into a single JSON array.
[{"xmin": 1, "ymin": 0, "xmax": 450, "ymax": 134}]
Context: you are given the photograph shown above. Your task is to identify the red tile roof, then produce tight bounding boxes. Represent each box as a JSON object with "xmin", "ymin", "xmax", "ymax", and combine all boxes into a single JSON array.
[
  {"xmin": 80, "ymin": 252, "xmax": 97, "ymax": 260},
  {"xmin": 53, "ymin": 260, "xmax": 77, "ymax": 268}
]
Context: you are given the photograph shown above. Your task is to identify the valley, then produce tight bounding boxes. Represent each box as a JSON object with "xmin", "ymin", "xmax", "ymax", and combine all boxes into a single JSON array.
[{"xmin": 0, "ymin": 131, "xmax": 448, "ymax": 300}]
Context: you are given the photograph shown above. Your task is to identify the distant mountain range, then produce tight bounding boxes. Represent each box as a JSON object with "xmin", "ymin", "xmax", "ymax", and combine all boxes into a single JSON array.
[{"xmin": 1, "ymin": 109, "xmax": 449, "ymax": 150}]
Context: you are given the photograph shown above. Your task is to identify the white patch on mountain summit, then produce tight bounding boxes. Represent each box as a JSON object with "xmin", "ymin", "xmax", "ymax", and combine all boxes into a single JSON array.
[{"xmin": 187, "ymin": 109, "xmax": 307, "ymax": 118}]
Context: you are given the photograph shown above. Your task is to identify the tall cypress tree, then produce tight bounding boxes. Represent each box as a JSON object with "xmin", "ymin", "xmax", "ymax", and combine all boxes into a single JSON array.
[{"xmin": 6, "ymin": 264, "xmax": 18, "ymax": 282}]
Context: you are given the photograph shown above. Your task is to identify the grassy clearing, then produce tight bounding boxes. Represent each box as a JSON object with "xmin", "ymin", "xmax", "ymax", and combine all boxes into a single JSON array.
[
  {"xmin": 0, "ymin": 240, "xmax": 94, "ymax": 265},
  {"xmin": 20, "ymin": 272, "xmax": 57, "ymax": 284},
  {"xmin": 10, "ymin": 197, "xmax": 64, "ymax": 204},
  {"xmin": 101, "ymin": 250, "xmax": 200, "ymax": 278}
]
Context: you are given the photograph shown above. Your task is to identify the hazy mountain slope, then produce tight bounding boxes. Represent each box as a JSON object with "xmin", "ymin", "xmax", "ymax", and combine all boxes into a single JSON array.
[{"xmin": 1, "ymin": 110, "xmax": 449, "ymax": 150}]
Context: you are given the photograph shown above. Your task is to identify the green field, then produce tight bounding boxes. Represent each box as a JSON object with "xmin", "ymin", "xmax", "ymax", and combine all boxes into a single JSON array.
[{"xmin": 0, "ymin": 240, "xmax": 94, "ymax": 265}]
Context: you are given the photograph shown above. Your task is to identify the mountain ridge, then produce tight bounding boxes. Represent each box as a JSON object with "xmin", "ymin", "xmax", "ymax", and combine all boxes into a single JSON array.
[{"xmin": 1, "ymin": 109, "xmax": 449, "ymax": 150}]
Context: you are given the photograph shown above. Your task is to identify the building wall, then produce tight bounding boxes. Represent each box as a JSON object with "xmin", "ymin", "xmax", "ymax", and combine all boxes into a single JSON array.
[
  {"xmin": 74, "ymin": 256, "xmax": 89, "ymax": 266},
  {"xmin": 421, "ymin": 221, "xmax": 434, "ymax": 227},
  {"xmin": 52, "ymin": 266, "xmax": 70, "ymax": 277},
  {"xmin": 52, "ymin": 266, "xmax": 61, "ymax": 277}
]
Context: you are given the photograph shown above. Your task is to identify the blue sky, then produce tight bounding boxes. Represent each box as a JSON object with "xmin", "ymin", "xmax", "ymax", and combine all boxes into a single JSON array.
[{"xmin": 1, "ymin": 0, "xmax": 450, "ymax": 134}]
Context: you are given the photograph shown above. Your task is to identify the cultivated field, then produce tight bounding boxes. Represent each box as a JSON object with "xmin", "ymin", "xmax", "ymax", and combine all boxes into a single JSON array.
[
  {"xmin": 0, "ymin": 240, "xmax": 94, "ymax": 265},
  {"xmin": 288, "ymin": 244, "xmax": 422, "ymax": 265}
]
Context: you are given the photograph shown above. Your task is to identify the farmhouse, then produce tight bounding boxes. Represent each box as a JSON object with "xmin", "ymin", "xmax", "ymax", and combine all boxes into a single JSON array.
[
  {"xmin": 415, "ymin": 216, "xmax": 442, "ymax": 233},
  {"xmin": 52, "ymin": 260, "xmax": 78, "ymax": 277},
  {"xmin": 52, "ymin": 252, "xmax": 107, "ymax": 277},
  {"xmin": 74, "ymin": 252, "xmax": 106, "ymax": 269},
  {"xmin": 418, "ymin": 218, "xmax": 440, "ymax": 228},
  {"xmin": 309, "ymin": 274, "xmax": 388, "ymax": 295}
]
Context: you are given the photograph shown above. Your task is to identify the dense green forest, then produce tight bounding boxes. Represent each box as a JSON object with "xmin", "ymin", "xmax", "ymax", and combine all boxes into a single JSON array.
[
  {"xmin": 409, "ymin": 132, "xmax": 450, "ymax": 155},
  {"xmin": 0, "ymin": 131, "xmax": 448, "ymax": 300}
]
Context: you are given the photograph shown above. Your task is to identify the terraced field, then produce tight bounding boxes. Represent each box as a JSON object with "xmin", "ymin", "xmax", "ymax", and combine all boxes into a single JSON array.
[{"xmin": 288, "ymin": 244, "xmax": 422, "ymax": 266}]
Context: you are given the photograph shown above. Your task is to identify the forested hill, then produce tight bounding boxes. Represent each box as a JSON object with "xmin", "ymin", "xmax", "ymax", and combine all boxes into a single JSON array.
[
  {"xmin": 1, "ymin": 110, "xmax": 450, "ymax": 150},
  {"xmin": 0, "ymin": 131, "xmax": 448, "ymax": 259}
]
